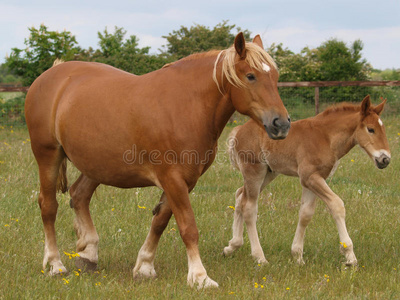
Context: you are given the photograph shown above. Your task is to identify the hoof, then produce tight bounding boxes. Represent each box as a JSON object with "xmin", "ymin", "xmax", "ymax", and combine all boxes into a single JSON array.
[
  {"xmin": 75, "ymin": 257, "xmax": 97, "ymax": 271},
  {"xmin": 191, "ymin": 276, "xmax": 219, "ymax": 289},
  {"xmin": 345, "ymin": 259, "xmax": 358, "ymax": 267},
  {"xmin": 256, "ymin": 257, "xmax": 269, "ymax": 265},
  {"xmin": 133, "ymin": 263, "xmax": 157, "ymax": 280},
  {"xmin": 223, "ymin": 246, "xmax": 235, "ymax": 257},
  {"xmin": 49, "ymin": 266, "xmax": 68, "ymax": 276}
]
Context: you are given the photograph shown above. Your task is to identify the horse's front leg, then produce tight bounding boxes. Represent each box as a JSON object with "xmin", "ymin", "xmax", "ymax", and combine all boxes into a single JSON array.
[
  {"xmin": 223, "ymin": 187, "xmax": 245, "ymax": 256},
  {"xmin": 291, "ymin": 187, "xmax": 317, "ymax": 264},
  {"xmin": 69, "ymin": 174, "xmax": 100, "ymax": 270},
  {"xmin": 161, "ymin": 175, "xmax": 218, "ymax": 289},
  {"xmin": 133, "ymin": 193, "xmax": 172, "ymax": 279},
  {"xmin": 224, "ymin": 164, "xmax": 273, "ymax": 264},
  {"xmin": 303, "ymin": 174, "xmax": 357, "ymax": 266}
]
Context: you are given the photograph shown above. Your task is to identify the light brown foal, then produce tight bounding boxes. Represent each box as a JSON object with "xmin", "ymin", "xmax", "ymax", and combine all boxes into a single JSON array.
[{"xmin": 224, "ymin": 96, "xmax": 390, "ymax": 266}]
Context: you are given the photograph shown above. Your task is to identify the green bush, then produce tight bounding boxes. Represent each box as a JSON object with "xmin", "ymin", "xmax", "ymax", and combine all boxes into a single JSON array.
[{"xmin": 0, "ymin": 95, "xmax": 26, "ymax": 126}]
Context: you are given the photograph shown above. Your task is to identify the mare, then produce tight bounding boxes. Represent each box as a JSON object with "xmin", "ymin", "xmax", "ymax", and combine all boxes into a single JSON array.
[
  {"xmin": 25, "ymin": 33, "xmax": 290, "ymax": 288},
  {"xmin": 224, "ymin": 95, "xmax": 390, "ymax": 266}
]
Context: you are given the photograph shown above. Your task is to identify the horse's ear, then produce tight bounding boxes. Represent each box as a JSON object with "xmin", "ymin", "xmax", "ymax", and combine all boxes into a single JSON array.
[
  {"xmin": 361, "ymin": 95, "xmax": 371, "ymax": 116},
  {"xmin": 234, "ymin": 32, "xmax": 247, "ymax": 60},
  {"xmin": 252, "ymin": 35, "xmax": 264, "ymax": 49},
  {"xmin": 374, "ymin": 98, "xmax": 387, "ymax": 116}
]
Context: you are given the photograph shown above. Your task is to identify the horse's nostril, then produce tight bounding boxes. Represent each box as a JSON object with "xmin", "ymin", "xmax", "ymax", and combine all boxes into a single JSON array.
[
  {"xmin": 272, "ymin": 118, "xmax": 279, "ymax": 127},
  {"xmin": 288, "ymin": 117, "xmax": 291, "ymax": 123},
  {"xmin": 383, "ymin": 157, "xmax": 390, "ymax": 165}
]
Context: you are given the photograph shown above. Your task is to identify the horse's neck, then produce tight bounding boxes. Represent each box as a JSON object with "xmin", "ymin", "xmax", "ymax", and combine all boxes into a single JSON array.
[
  {"xmin": 316, "ymin": 111, "xmax": 359, "ymax": 159},
  {"xmin": 175, "ymin": 56, "xmax": 236, "ymax": 143}
]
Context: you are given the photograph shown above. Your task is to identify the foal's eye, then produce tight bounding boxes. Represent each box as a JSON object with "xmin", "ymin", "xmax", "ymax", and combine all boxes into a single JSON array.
[
  {"xmin": 246, "ymin": 73, "xmax": 256, "ymax": 81},
  {"xmin": 367, "ymin": 127, "xmax": 375, "ymax": 134}
]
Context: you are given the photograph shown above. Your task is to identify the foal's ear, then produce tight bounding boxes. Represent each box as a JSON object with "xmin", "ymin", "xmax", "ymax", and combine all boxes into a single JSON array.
[
  {"xmin": 234, "ymin": 32, "xmax": 247, "ymax": 60},
  {"xmin": 374, "ymin": 98, "xmax": 387, "ymax": 116},
  {"xmin": 252, "ymin": 35, "xmax": 264, "ymax": 49},
  {"xmin": 361, "ymin": 95, "xmax": 371, "ymax": 116}
]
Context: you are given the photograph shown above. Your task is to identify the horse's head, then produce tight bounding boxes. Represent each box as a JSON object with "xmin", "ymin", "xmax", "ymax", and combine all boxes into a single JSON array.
[
  {"xmin": 356, "ymin": 95, "xmax": 391, "ymax": 169},
  {"xmin": 215, "ymin": 33, "xmax": 290, "ymax": 140}
]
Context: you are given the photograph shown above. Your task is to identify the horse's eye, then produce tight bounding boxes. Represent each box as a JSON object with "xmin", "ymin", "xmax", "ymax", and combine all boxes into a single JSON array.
[
  {"xmin": 367, "ymin": 127, "xmax": 375, "ymax": 134},
  {"xmin": 246, "ymin": 73, "xmax": 256, "ymax": 81}
]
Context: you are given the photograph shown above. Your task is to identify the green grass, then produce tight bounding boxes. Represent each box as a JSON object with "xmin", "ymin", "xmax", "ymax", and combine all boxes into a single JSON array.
[{"xmin": 0, "ymin": 117, "xmax": 399, "ymax": 299}]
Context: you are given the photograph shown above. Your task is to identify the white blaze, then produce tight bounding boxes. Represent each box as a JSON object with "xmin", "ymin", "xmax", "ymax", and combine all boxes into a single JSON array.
[{"xmin": 262, "ymin": 63, "xmax": 270, "ymax": 73}]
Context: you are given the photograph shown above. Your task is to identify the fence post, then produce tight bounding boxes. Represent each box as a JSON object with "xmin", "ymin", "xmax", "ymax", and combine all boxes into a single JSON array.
[{"xmin": 315, "ymin": 86, "xmax": 319, "ymax": 115}]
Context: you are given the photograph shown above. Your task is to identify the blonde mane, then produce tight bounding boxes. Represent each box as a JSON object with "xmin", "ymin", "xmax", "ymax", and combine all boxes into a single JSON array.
[{"xmin": 213, "ymin": 42, "xmax": 278, "ymax": 92}]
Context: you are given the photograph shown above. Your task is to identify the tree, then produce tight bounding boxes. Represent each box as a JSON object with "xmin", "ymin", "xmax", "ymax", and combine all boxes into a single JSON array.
[
  {"xmin": 92, "ymin": 26, "xmax": 170, "ymax": 75},
  {"xmin": 5, "ymin": 24, "xmax": 80, "ymax": 85},
  {"xmin": 317, "ymin": 39, "xmax": 370, "ymax": 81},
  {"xmin": 162, "ymin": 21, "xmax": 251, "ymax": 59}
]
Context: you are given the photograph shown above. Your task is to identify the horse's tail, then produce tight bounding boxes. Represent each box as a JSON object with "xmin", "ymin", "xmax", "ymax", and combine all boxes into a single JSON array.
[
  {"xmin": 227, "ymin": 126, "xmax": 241, "ymax": 170},
  {"xmin": 57, "ymin": 157, "xmax": 68, "ymax": 193}
]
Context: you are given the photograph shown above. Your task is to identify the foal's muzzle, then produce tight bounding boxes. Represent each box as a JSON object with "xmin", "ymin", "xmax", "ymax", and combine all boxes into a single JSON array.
[
  {"xmin": 264, "ymin": 116, "xmax": 291, "ymax": 140},
  {"xmin": 375, "ymin": 153, "xmax": 390, "ymax": 169}
]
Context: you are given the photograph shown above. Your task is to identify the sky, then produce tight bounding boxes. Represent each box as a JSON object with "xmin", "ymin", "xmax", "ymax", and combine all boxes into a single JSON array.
[{"xmin": 0, "ymin": 0, "xmax": 399, "ymax": 70}]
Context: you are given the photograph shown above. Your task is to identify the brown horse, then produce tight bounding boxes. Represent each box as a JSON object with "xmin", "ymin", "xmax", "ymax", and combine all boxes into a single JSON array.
[
  {"xmin": 224, "ymin": 96, "xmax": 390, "ymax": 266},
  {"xmin": 25, "ymin": 33, "xmax": 290, "ymax": 288}
]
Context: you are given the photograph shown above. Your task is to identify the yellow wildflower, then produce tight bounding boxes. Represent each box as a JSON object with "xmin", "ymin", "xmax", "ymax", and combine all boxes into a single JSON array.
[
  {"xmin": 138, "ymin": 205, "xmax": 146, "ymax": 209},
  {"xmin": 340, "ymin": 242, "xmax": 348, "ymax": 248},
  {"xmin": 228, "ymin": 206, "xmax": 235, "ymax": 210}
]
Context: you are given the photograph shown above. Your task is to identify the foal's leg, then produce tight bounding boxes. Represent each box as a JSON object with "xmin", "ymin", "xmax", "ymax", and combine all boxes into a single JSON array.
[
  {"xmin": 35, "ymin": 148, "xmax": 67, "ymax": 275},
  {"xmin": 69, "ymin": 174, "xmax": 100, "ymax": 270},
  {"xmin": 160, "ymin": 176, "xmax": 218, "ymax": 288},
  {"xmin": 224, "ymin": 164, "xmax": 275, "ymax": 264},
  {"xmin": 133, "ymin": 192, "xmax": 172, "ymax": 279},
  {"xmin": 303, "ymin": 174, "xmax": 357, "ymax": 266},
  {"xmin": 291, "ymin": 187, "xmax": 317, "ymax": 264}
]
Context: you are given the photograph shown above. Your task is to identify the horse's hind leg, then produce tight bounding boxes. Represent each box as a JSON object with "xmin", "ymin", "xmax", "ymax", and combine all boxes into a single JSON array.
[
  {"xmin": 35, "ymin": 147, "xmax": 67, "ymax": 275},
  {"xmin": 133, "ymin": 192, "xmax": 172, "ymax": 279},
  {"xmin": 69, "ymin": 174, "xmax": 100, "ymax": 270},
  {"xmin": 291, "ymin": 187, "xmax": 317, "ymax": 264}
]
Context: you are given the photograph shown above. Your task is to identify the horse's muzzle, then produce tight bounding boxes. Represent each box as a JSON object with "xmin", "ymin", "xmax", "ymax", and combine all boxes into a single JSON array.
[
  {"xmin": 375, "ymin": 153, "xmax": 390, "ymax": 169},
  {"xmin": 264, "ymin": 116, "xmax": 291, "ymax": 140}
]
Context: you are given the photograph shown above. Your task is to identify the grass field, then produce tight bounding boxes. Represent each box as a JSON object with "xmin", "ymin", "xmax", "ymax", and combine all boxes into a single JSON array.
[{"xmin": 0, "ymin": 116, "xmax": 399, "ymax": 299}]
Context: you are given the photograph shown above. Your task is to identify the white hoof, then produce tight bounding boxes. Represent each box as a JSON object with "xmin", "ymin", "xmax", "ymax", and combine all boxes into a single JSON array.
[
  {"xmin": 256, "ymin": 257, "xmax": 269, "ymax": 265},
  {"xmin": 48, "ymin": 263, "xmax": 68, "ymax": 276},
  {"xmin": 133, "ymin": 262, "xmax": 157, "ymax": 280},
  {"xmin": 188, "ymin": 275, "xmax": 219, "ymax": 289},
  {"xmin": 199, "ymin": 276, "xmax": 219, "ymax": 289},
  {"xmin": 223, "ymin": 246, "xmax": 235, "ymax": 257}
]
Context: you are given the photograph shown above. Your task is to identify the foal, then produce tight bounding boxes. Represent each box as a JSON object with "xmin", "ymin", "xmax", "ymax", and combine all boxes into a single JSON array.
[{"xmin": 223, "ymin": 96, "xmax": 390, "ymax": 265}]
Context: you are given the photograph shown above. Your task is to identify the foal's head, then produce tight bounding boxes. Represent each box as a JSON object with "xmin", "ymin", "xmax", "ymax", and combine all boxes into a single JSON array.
[
  {"xmin": 356, "ymin": 95, "xmax": 391, "ymax": 169},
  {"xmin": 215, "ymin": 33, "xmax": 290, "ymax": 139}
]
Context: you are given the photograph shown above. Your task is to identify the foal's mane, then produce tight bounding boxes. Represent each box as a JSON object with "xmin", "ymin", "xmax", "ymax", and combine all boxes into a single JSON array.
[{"xmin": 319, "ymin": 103, "xmax": 361, "ymax": 117}]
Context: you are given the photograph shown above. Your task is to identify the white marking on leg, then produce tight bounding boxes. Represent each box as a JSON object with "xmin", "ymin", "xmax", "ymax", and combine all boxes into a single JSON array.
[
  {"xmin": 291, "ymin": 188, "xmax": 317, "ymax": 264},
  {"xmin": 133, "ymin": 231, "xmax": 158, "ymax": 279},
  {"xmin": 224, "ymin": 188, "xmax": 245, "ymax": 256},
  {"xmin": 187, "ymin": 249, "xmax": 218, "ymax": 289}
]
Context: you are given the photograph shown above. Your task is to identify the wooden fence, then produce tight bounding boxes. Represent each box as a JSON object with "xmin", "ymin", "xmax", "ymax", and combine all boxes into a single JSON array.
[
  {"xmin": 276, "ymin": 80, "xmax": 400, "ymax": 114},
  {"xmin": 1, "ymin": 81, "xmax": 400, "ymax": 125}
]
